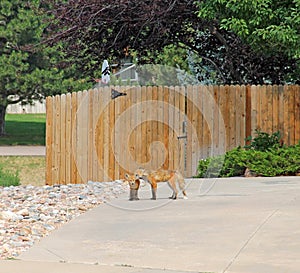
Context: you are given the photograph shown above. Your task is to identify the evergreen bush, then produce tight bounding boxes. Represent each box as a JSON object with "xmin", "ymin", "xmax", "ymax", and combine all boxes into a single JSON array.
[{"xmin": 196, "ymin": 131, "xmax": 300, "ymax": 178}]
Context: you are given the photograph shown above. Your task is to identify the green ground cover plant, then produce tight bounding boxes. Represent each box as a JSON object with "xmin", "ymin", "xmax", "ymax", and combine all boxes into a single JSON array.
[
  {"xmin": 0, "ymin": 166, "xmax": 20, "ymax": 187},
  {"xmin": 197, "ymin": 131, "xmax": 300, "ymax": 178},
  {"xmin": 0, "ymin": 114, "xmax": 46, "ymax": 146}
]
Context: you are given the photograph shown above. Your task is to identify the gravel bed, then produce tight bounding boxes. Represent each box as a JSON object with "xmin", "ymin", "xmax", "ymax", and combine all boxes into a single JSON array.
[{"xmin": 0, "ymin": 181, "xmax": 128, "ymax": 259}]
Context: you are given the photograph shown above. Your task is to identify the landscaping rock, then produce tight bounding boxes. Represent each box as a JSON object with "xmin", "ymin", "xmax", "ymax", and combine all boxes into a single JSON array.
[{"xmin": 0, "ymin": 181, "xmax": 127, "ymax": 259}]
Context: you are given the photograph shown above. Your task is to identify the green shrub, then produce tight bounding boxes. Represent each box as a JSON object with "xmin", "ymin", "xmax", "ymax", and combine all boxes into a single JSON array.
[
  {"xmin": 244, "ymin": 129, "xmax": 281, "ymax": 151},
  {"xmin": 245, "ymin": 144, "xmax": 300, "ymax": 176},
  {"xmin": 220, "ymin": 147, "xmax": 248, "ymax": 177},
  {"xmin": 197, "ymin": 155, "xmax": 225, "ymax": 178},
  {"xmin": 196, "ymin": 142, "xmax": 300, "ymax": 178},
  {"xmin": 0, "ymin": 166, "xmax": 20, "ymax": 187}
]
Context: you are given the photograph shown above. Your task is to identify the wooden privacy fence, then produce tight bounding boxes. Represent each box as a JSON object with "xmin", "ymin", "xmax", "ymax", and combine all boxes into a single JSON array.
[{"xmin": 46, "ymin": 85, "xmax": 300, "ymax": 185}]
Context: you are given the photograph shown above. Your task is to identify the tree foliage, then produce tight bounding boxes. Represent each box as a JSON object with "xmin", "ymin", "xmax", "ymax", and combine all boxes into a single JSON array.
[
  {"xmin": 42, "ymin": 0, "xmax": 299, "ymax": 85},
  {"xmin": 0, "ymin": 0, "xmax": 89, "ymax": 135},
  {"xmin": 197, "ymin": 0, "xmax": 300, "ymax": 59}
]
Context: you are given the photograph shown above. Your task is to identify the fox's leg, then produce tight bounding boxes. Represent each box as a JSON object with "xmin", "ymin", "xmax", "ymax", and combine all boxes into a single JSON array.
[
  {"xmin": 134, "ymin": 180, "xmax": 140, "ymax": 200},
  {"xmin": 151, "ymin": 180, "xmax": 157, "ymax": 200},
  {"xmin": 129, "ymin": 189, "xmax": 137, "ymax": 201},
  {"xmin": 178, "ymin": 176, "xmax": 188, "ymax": 199},
  {"xmin": 168, "ymin": 178, "xmax": 178, "ymax": 199},
  {"xmin": 182, "ymin": 190, "xmax": 188, "ymax": 199},
  {"xmin": 167, "ymin": 182, "xmax": 175, "ymax": 199}
]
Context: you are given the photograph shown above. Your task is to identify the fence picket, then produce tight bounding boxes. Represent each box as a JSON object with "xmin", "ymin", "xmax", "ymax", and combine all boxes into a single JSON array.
[
  {"xmin": 45, "ymin": 96, "xmax": 53, "ymax": 185},
  {"xmin": 60, "ymin": 94, "xmax": 66, "ymax": 184},
  {"xmin": 295, "ymin": 85, "xmax": 300, "ymax": 142},
  {"xmin": 71, "ymin": 92, "xmax": 78, "ymax": 184},
  {"xmin": 65, "ymin": 93, "xmax": 72, "ymax": 185}
]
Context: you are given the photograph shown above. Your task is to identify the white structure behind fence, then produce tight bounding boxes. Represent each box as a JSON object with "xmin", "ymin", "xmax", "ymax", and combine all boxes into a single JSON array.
[{"xmin": 7, "ymin": 100, "xmax": 46, "ymax": 114}]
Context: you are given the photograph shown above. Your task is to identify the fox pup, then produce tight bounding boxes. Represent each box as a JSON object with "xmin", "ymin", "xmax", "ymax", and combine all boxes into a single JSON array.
[
  {"xmin": 124, "ymin": 173, "xmax": 140, "ymax": 201},
  {"xmin": 135, "ymin": 168, "xmax": 188, "ymax": 200}
]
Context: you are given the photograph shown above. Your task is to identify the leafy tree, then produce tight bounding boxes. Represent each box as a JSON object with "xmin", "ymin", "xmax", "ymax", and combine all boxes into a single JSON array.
[
  {"xmin": 196, "ymin": 0, "xmax": 300, "ymax": 83},
  {"xmin": 197, "ymin": 0, "xmax": 300, "ymax": 59},
  {"xmin": 0, "ymin": 0, "xmax": 90, "ymax": 135},
  {"xmin": 42, "ymin": 0, "xmax": 299, "ymax": 84}
]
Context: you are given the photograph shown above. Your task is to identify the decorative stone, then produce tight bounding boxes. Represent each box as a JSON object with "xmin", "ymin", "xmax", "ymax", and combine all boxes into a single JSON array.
[
  {"xmin": 17, "ymin": 209, "xmax": 30, "ymax": 217},
  {"xmin": 0, "ymin": 181, "xmax": 127, "ymax": 260}
]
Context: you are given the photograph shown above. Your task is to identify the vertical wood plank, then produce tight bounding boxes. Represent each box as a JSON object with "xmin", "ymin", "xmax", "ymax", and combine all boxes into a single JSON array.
[
  {"xmin": 109, "ymin": 89, "xmax": 115, "ymax": 180},
  {"xmin": 257, "ymin": 85, "xmax": 262, "ymax": 131},
  {"xmin": 236, "ymin": 85, "xmax": 246, "ymax": 147},
  {"xmin": 134, "ymin": 86, "xmax": 143, "ymax": 170},
  {"xmin": 288, "ymin": 85, "xmax": 295, "ymax": 145},
  {"xmin": 157, "ymin": 85, "xmax": 165, "ymax": 170},
  {"xmin": 260, "ymin": 85, "xmax": 268, "ymax": 132},
  {"xmin": 129, "ymin": 86, "xmax": 138, "ymax": 175},
  {"xmin": 71, "ymin": 92, "xmax": 78, "ymax": 184},
  {"xmin": 163, "ymin": 86, "xmax": 170, "ymax": 170},
  {"xmin": 53, "ymin": 95, "xmax": 61, "ymax": 184},
  {"xmin": 212, "ymin": 85, "xmax": 219, "ymax": 155},
  {"xmin": 294, "ymin": 85, "xmax": 300, "ymax": 143},
  {"xmin": 229, "ymin": 85, "xmax": 236, "ymax": 149},
  {"xmin": 179, "ymin": 86, "xmax": 186, "ymax": 175},
  {"xmin": 250, "ymin": 85, "xmax": 258, "ymax": 136},
  {"xmin": 223, "ymin": 85, "xmax": 230, "ymax": 151},
  {"xmin": 283, "ymin": 85, "xmax": 290, "ymax": 144},
  {"xmin": 144, "ymin": 86, "xmax": 152, "ymax": 169},
  {"xmin": 88, "ymin": 89, "xmax": 94, "ymax": 181},
  {"xmin": 272, "ymin": 85, "xmax": 279, "ymax": 133},
  {"xmin": 60, "ymin": 94, "xmax": 66, "ymax": 184},
  {"xmin": 92, "ymin": 89, "xmax": 99, "ymax": 181},
  {"xmin": 140, "ymin": 86, "xmax": 148, "ymax": 168},
  {"xmin": 266, "ymin": 85, "xmax": 273, "ymax": 134},
  {"xmin": 45, "ymin": 96, "xmax": 53, "ymax": 185},
  {"xmin": 65, "ymin": 93, "xmax": 72, "ymax": 184},
  {"xmin": 245, "ymin": 85, "xmax": 252, "ymax": 145},
  {"xmin": 186, "ymin": 85, "xmax": 201, "ymax": 177},
  {"xmin": 113, "ymin": 87, "xmax": 121, "ymax": 178},
  {"xmin": 200, "ymin": 85, "xmax": 208, "ymax": 158},
  {"xmin": 174, "ymin": 86, "xmax": 181, "ymax": 171},
  {"xmin": 278, "ymin": 85, "xmax": 285, "ymax": 142},
  {"xmin": 152, "ymin": 85, "xmax": 158, "ymax": 169},
  {"xmin": 102, "ymin": 86, "xmax": 111, "ymax": 181},
  {"xmin": 76, "ymin": 90, "xmax": 89, "ymax": 184},
  {"xmin": 96, "ymin": 88, "xmax": 104, "ymax": 182},
  {"xmin": 218, "ymin": 85, "xmax": 227, "ymax": 155},
  {"xmin": 76, "ymin": 91, "xmax": 83, "ymax": 184},
  {"xmin": 120, "ymin": 84, "xmax": 132, "ymax": 174},
  {"xmin": 168, "ymin": 86, "xmax": 175, "ymax": 170},
  {"xmin": 186, "ymin": 85, "xmax": 193, "ymax": 177}
]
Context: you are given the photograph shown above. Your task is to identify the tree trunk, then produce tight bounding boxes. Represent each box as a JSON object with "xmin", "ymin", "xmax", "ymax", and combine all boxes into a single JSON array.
[{"xmin": 0, "ymin": 104, "xmax": 7, "ymax": 136}]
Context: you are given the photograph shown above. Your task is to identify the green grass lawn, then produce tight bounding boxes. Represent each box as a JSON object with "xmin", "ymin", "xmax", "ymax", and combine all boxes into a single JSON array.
[
  {"xmin": 0, "ymin": 114, "xmax": 46, "ymax": 186},
  {"xmin": 0, "ymin": 114, "xmax": 46, "ymax": 146},
  {"xmin": 0, "ymin": 156, "xmax": 45, "ymax": 186}
]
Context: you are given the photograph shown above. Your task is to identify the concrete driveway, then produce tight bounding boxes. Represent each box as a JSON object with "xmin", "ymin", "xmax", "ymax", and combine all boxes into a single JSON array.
[{"xmin": 1, "ymin": 176, "xmax": 300, "ymax": 273}]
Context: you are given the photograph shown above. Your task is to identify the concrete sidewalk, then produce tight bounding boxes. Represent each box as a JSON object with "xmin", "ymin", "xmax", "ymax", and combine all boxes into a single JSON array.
[
  {"xmin": 0, "ymin": 146, "xmax": 45, "ymax": 156},
  {"xmin": 2, "ymin": 176, "xmax": 300, "ymax": 273}
]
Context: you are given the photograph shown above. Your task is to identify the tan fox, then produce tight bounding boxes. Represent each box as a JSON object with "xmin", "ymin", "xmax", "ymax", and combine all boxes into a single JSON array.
[
  {"xmin": 135, "ymin": 168, "xmax": 188, "ymax": 200},
  {"xmin": 124, "ymin": 173, "xmax": 140, "ymax": 201}
]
